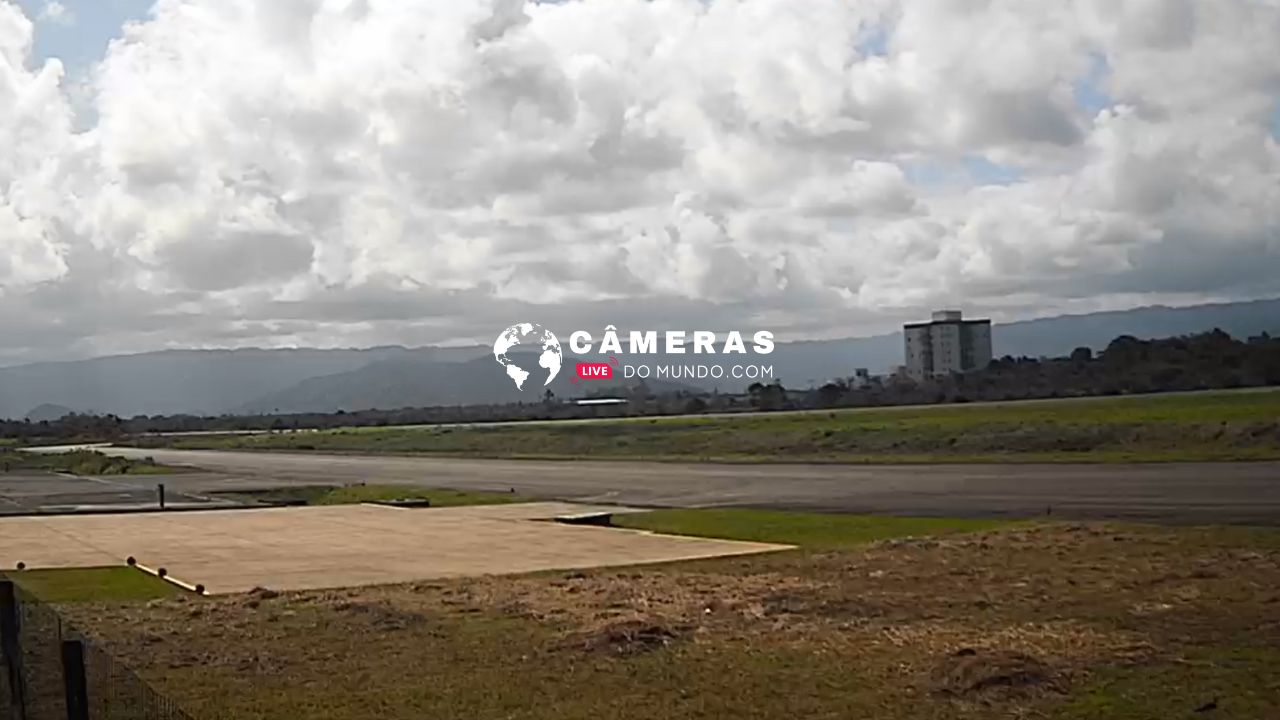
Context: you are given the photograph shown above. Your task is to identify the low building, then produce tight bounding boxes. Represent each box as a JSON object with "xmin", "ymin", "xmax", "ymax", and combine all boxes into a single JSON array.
[{"xmin": 903, "ymin": 310, "xmax": 993, "ymax": 380}]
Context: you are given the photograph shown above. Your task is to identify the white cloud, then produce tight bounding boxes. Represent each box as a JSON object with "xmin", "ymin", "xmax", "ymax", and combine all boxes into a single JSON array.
[
  {"xmin": 0, "ymin": 0, "xmax": 1278, "ymax": 363},
  {"xmin": 37, "ymin": 1, "xmax": 73, "ymax": 26},
  {"xmin": 0, "ymin": 2, "xmax": 73, "ymax": 290}
]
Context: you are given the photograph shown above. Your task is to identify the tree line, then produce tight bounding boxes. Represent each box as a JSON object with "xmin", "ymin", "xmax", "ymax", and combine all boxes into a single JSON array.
[
  {"xmin": 4, "ymin": 329, "xmax": 1277, "ymax": 443},
  {"xmin": 798, "ymin": 329, "xmax": 1280, "ymax": 410}
]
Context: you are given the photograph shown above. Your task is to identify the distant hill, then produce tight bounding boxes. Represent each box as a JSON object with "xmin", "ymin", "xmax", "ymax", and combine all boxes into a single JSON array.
[
  {"xmin": 992, "ymin": 298, "xmax": 1280, "ymax": 359},
  {"xmin": 778, "ymin": 297, "xmax": 1280, "ymax": 380},
  {"xmin": 0, "ymin": 347, "xmax": 415, "ymax": 419},
  {"xmin": 1, "ymin": 298, "xmax": 1277, "ymax": 418},
  {"xmin": 24, "ymin": 403, "xmax": 75, "ymax": 423},
  {"xmin": 236, "ymin": 350, "xmax": 698, "ymax": 414}
]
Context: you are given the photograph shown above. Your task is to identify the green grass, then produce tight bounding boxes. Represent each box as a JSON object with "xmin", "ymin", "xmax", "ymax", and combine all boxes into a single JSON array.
[
  {"xmin": 1, "ymin": 449, "xmax": 190, "ymax": 476},
  {"xmin": 1056, "ymin": 645, "xmax": 1280, "ymax": 719},
  {"xmin": 614, "ymin": 508, "xmax": 1013, "ymax": 548},
  {"xmin": 6, "ymin": 567, "xmax": 179, "ymax": 603},
  {"xmin": 312, "ymin": 485, "xmax": 525, "ymax": 507},
  {"xmin": 219, "ymin": 484, "xmax": 526, "ymax": 507},
  {"xmin": 138, "ymin": 387, "xmax": 1280, "ymax": 464}
]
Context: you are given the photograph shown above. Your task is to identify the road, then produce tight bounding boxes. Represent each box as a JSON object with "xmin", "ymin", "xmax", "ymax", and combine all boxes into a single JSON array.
[{"xmin": 83, "ymin": 447, "xmax": 1280, "ymax": 524}]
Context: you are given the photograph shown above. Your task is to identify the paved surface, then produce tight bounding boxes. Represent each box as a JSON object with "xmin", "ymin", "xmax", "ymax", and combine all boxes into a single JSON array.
[
  {"xmin": 0, "ymin": 472, "xmax": 235, "ymax": 515},
  {"xmin": 0, "ymin": 502, "xmax": 786, "ymax": 594},
  {"xmin": 65, "ymin": 447, "xmax": 1280, "ymax": 524}
]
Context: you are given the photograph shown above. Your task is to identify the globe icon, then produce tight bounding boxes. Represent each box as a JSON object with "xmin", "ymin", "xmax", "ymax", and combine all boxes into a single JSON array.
[{"xmin": 493, "ymin": 323, "xmax": 563, "ymax": 391}]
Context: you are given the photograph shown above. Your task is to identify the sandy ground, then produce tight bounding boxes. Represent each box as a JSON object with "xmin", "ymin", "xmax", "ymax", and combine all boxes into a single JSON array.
[{"xmin": 0, "ymin": 502, "xmax": 787, "ymax": 594}]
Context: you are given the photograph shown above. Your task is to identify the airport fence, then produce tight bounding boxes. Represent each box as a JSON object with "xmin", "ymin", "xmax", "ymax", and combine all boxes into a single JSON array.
[{"xmin": 1, "ymin": 580, "xmax": 198, "ymax": 720}]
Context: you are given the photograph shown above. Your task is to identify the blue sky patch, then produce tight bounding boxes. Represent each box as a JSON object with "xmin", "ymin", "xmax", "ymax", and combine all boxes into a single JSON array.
[
  {"xmin": 904, "ymin": 157, "xmax": 1024, "ymax": 189},
  {"xmin": 901, "ymin": 160, "xmax": 953, "ymax": 188},
  {"xmin": 857, "ymin": 24, "xmax": 890, "ymax": 58},
  {"xmin": 1073, "ymin": 52, "xmax": 1113, "ymax": 115},
  {"xmin": 962, "ymin": 155, "xmax": 1023, "ymax": 186},
  {"xmin": 17, "ymin": 0, "xmax": 151, "ymax": 76}
]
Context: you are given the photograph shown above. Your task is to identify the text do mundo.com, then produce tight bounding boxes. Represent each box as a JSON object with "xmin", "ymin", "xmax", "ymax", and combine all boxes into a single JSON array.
[{"xmin": 622, "ymin": 363, "xmax": 775, "ymax": 381}]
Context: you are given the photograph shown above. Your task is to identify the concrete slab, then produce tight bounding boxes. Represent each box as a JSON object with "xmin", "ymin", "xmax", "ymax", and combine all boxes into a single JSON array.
[{"xmin": 0, "ymin": 503, "xmax": 788, "ymax": 594}]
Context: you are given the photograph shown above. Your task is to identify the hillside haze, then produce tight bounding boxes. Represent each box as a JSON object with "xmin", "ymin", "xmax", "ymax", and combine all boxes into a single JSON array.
[
  {"xmin": 3, "ymin": 298, "xmax": 1278, "ymax": 419},
  {"xmin": 0, "ymin": 347, "xmax": 415, "ymax": 419}
]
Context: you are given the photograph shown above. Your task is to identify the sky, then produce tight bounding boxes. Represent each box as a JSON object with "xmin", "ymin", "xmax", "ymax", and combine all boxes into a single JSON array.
[
  {"xmin": 0, "ymin": 0, "xmax": 1278, "ymax": 366},
  {"xmin": 14, "ymin": 1, "xmax": 151, "ymax": 82}
]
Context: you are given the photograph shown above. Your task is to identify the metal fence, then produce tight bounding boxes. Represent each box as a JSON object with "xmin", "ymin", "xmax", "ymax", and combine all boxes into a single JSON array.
[
  {"xmin": 14, "ymin": 587, "xmax": 68, "ymax": 720},
  {"xmin": 79, "ymin": 640, "xmax": 196, "ymax": 720},
  {"xmin": 1, "ymin": 621, "xmax": 11, "ymax": 711},
  {"xmin": 2, "ymin": 580, "xmax": 197, "ymax": 720}
]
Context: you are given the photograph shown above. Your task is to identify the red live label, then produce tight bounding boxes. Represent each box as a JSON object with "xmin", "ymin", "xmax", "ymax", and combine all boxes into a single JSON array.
[{"xmin": 575, "ymin": 362, "xmax": 614, "ymax": 380}]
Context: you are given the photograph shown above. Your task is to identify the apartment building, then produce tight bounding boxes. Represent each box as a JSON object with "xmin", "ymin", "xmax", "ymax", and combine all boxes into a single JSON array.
[{"xmin": 903, "ymin": 310, "xmax": 993, "ymax": 380}]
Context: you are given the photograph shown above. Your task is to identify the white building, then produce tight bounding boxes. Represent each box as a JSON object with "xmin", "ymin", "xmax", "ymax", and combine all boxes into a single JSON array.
[{"xmin": 903, "ymin": 310, "xmax": 993, "ymax": 380}]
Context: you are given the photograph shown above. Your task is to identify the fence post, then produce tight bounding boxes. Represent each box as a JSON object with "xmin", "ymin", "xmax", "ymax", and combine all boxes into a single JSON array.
[
  {"xmin": 0, "ymin": 581, "xmax": 27, "ymax": 720},
  {"xmin": 60, "ymin": 641, "xmax": 88, "ymax": 720}
]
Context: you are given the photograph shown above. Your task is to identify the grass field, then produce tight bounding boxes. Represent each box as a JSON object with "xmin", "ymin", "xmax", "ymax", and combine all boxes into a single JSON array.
[
  {"xmin": 138, "ymin": 388, "xmax": 1280, "ymax": 463},
  {"xmin": 614, "ymin": 509, "xmax": 1012, "ymax": 548},
  {"xmin": 59, "ymin": 512, "xmax": 1280, "ymax": 720},
  {"xmin": 217, "ymin": 484, "xmax": 526, "ymax": 507},
  {"xmin": 5, "ymin": 566, "xmax": 178, "ymax": 603},
  {"xmin": 2, "ymin": 449, "xmax": 190, "ymax": 476}
]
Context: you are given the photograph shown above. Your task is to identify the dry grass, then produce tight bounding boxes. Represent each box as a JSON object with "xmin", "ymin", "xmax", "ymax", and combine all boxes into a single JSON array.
[{"xmin": 54, "ymin": 522, "xmax": 1280, "ymax": 719}]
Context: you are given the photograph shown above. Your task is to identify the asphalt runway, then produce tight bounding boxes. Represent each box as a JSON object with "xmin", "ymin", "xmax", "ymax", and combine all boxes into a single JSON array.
[
  {"xmin": 72, "ymin": 447, "xmax": 1280, "ymax": 524},
  {"xmin": 0, "ymin": 471, "xmax": 237, "ymax": 514}
]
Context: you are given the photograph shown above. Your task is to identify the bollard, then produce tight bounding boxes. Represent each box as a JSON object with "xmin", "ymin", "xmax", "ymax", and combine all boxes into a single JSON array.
[{"xmin": 158, "ymin": 483, "xmax": 166, "ymax": 510}]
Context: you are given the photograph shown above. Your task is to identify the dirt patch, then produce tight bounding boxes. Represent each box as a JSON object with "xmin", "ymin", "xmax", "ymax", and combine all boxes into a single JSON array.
[
  {"xmin": 248, "ymin": 587, "xmax": 281, "ymax": 600},
  {"xmin": 759, "ymin": 590, "xmax": 884, "ymax": 621},
  {"xmin": 561, "ymin": 618, "xmax": 690, "ymax": 656},
  {"xmin": 326, "ymin": 600, "xmax": 429, "ymax": 632},
  {"xmin": 931, "ymin": 648, "xmax": 1061, "ymax": 697},
  {"xmin": 429, "ymin": 569, "xmax": 830, "ymax": 630},
  {"xmin": 238, "ymin": 586, "xmax": 282, "ymax": 609}
]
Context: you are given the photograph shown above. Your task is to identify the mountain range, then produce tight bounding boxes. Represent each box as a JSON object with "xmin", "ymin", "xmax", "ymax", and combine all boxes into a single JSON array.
[{"xmin": 3, "ymin": 298, "xmax": 1278, "ymax": 420}]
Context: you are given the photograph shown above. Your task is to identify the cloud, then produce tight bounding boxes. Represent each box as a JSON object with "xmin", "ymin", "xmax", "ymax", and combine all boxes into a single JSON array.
[
  {"xmin": 0, "ymin": 2, "xmax": 73, "ymax": 290},
  {"xmin": 37, "ymin": 1, "xmax": 73, "ymax": 26},
  {"xmin": 0, "ymin": 0, "xmax": 1278, "ymax": 364}
]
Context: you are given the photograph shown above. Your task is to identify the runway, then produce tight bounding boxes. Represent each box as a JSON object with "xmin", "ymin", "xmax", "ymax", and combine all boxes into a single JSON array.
[{"xmin": 68, "ymin": 447, "xmax": 1280, "ymax": 524}]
